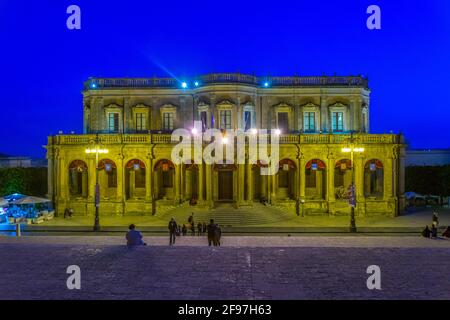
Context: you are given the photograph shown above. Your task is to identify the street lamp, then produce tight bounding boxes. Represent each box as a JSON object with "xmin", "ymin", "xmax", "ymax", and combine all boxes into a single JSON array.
[
  {"xmin": 85, "ymin": 141, "xmax": 109, "ymax": 232},
  {"xmin": 342, "ymin": 132, "xmax": 364, "ymax": 233}
]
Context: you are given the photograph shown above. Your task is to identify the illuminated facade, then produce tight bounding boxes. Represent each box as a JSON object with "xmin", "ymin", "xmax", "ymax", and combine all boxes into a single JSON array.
[{"xmin": 46, "ymin": 74, "xmax": 405, "ymax": 217}]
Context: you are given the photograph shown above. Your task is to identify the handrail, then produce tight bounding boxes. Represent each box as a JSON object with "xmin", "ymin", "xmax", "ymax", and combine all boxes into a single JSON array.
[
  {"xmin": 49, "ymin": 133, "xmax": 399, "ymax": 145},
  {"xmin": 84, "ymin": 74, "xmax": 368, "ymax": 90}
]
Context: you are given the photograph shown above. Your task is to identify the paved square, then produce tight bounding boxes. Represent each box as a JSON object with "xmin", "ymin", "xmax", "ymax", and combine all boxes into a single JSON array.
[{"xmin": 0, "ymin": 236, "xmax": 449, "ymax": 300}]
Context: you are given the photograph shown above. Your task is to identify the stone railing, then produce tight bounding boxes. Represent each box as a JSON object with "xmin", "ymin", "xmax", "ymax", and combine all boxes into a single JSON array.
[
  {"xmin": 84, "ymin": 73, "xmax": 368, "ymax": 90},
  {"xmin": 50, "ymin": 133, "xmax": 400, "ymax": 146}
]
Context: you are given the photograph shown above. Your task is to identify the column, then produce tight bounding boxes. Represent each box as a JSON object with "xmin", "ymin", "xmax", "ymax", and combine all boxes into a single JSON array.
[
  {"xmin": 206, "ymin": 164, "xmax": 212, "ymax": 205},
  {"xmin": 180, "ymin": 165, "xmax": 185, "ymax": 202},
  {"xmin": 238, "ymin": 164, "xmax": 245, "ymax": 205},
  {"xmin": 355, "ymin": 155, "xmax": 365, "ymax": 216},
  {"xmin": 327, "ymin": 156, "xmax": 335, "ymax": 214},
  {"xmin": 47, "ymin": 151, "xmax": 54, "ymax": 200},
  {"xmin": 320, "ymin": 97, "xmax": 328, "ymax": 132},
  {"xmin": 116, "ymin": 156, "xmax": 124, "ymax": 215},
  {"xmin": 175, "ymin": 164, "xmax": 181, "ymax": 203},
  {"xmin": 88, "ymin": 157, "xmax": 96, "ymax": 199},
  {"xmin": 271, "ymin": 172, "xmax": 276, "ymax": 203},
  {"xmin": 246, "ymin": 161, "xmax": 253, "ymax": 203},
  {"xmin": 124, "ymin": 97, "xmax": 131, "ymax": 133},
  {"xmin": 398, "ymin": 145, "xmax": 406, "ymax": 213},
  {"xmin": 299, "ymin": 157, "xmax": 306, "ymax": 199},
  {"xmin": 145, "ymin": 158, "xmax": 151, "ymax": 201},
  {"xmin": 384, "ymin": 157, "xmax": 393, "ymax": 200},
  {"xmin": 210, "ymin": 96, "xmax": 216, "ymax": 129},
  {"xmin": 116, "ymin": 157, "xmax": 124, "ymax": 199},
  {"xmin": 236, "ymin": 96, "xmax": 242, "ymax": 130},
  {"xmin": 198, "ymin": 163, "xmax": 204, "ymax": 202}
]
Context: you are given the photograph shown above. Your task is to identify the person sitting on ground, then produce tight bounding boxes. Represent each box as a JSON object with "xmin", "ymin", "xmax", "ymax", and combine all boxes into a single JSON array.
[
  {"xmin": 442, "ymin": 226, "xmax": 450, "ymax": 238},
  {"xmin": 421, "ymin": 225, "xmax": 431, "ymax": 238},
  {"xmin": 126, "ymin": 224, "xmax": 146, "ymax": 246},
  {"xmin": 431, "ymin": 224, "xmax": 438, "ymax": 238}
]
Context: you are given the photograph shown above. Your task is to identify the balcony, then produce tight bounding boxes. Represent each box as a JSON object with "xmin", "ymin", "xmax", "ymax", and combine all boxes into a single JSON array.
[
  {"xmin": 83, "ymin": 73, "xmax": 369, "ymax": 90},
  {"xmin": 49, "ymin": 133, "xmax": 401, "ymax": 146}
]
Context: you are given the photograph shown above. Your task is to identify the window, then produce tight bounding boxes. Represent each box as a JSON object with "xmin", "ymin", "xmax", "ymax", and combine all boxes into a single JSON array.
[
  {"xmin": 200, "ymin": 111, "xmax": 207, "ymax": 132},
  {"xmin": 163, "ymin": 112, "xmax": 174, "ymax": 131},
  {"xmin": 303, "ymin": 112, "xmax": 315, "ymax": 132},
  {"xmin": 277, "ymin": 112, "xmax": 289, "ymax": 132},
  {"xmin": 244, "ymin": 111, "xmax": 252, "ymax": 131},
  {"xmin": 108, "ymin": 113, "xmax": 119, "ymax": 133},
  {"xmin": 220, "ymin": 110, "xmax": 232, "ymax": 130},
  {"xmin": 136, "ymin": 113, "xmax": 146, "ymax": 132},
  {"xmin": 332, "ymin": 112, "xmax": 344, "ymax": 132}
]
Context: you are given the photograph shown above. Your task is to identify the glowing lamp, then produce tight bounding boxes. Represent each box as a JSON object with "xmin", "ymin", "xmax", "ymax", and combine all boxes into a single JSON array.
[{"xmin": 181, "ymin": 82, "xmax": 188, "ymax": 89}]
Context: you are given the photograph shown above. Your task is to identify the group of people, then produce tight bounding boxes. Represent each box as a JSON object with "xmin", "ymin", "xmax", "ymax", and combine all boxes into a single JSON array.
[
  {"xmin": 421, "ymin": 211, "xmax": 450, "ymax": 238},
  {"xmin": 168, "ymin": 214, "xmax": 222, "ymax": 246}
]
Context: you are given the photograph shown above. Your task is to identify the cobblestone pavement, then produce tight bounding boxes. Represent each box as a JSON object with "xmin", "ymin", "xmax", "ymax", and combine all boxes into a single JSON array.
[{"xmin": 0, "ymin": 236, "xmax": 449, "ymax": 300}]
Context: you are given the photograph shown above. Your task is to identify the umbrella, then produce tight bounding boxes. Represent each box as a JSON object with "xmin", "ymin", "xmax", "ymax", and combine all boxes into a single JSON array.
[
  {"xmin": 0, "ymin": 198, "xmax": 7, "ymax": 207},
  {"xmin": 11, "ymin": 196, "xmax": 51, "ymax": 205},
  {"xmin": 3, "ymin": 193, "xmax": 26, "ymax": 202}
]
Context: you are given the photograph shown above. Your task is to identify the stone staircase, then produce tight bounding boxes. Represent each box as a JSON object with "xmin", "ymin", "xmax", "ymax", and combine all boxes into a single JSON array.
[{"xmin": 156, "ymin": 202, "xmax": 296, "ymax": 227}]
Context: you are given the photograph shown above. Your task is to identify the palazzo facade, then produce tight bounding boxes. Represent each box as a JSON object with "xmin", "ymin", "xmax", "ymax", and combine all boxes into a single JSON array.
[{"xmin": 46, "ymin": 73, "xmax": 406, "ymax": 217}]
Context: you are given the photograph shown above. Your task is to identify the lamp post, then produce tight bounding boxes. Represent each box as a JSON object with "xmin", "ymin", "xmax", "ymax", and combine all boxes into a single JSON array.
[
  {"xmin": 342, "ymin": 132, "xmax": 364, "ymax": 233},
  {"xmin": 85, "ymin": 138, "xmax": 109, "ymax": 232}
]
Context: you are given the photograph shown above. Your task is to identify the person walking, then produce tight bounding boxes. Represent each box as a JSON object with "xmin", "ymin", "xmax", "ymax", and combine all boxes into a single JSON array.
[
  {"xmin": 202, "ymin": 222, "xmax": 207, "ymax": 235},
  {"xmin": 182, "ymin": 224, "xmax": 187, "ymax": 236},
  {"xmin": 215, "ymin": 224, "xmax": 222, "ymax": 246},
  {"xmin": 126, "ymin": 224, "xmax": 146, "ymax": 247},
  {"xmin": 197, "ymin": 222, "xmax": 203, "ymax": 236},
  {"xmin": 168, "ymin": 218, "xmax": 178, "ymax": 245},
  {"xmin": 188, "ymin": 212, "xmax": 194, "ymax": 225},
  {"xmin": 207, "ymin": 219, "xmax": 217, "ymax": 246}
]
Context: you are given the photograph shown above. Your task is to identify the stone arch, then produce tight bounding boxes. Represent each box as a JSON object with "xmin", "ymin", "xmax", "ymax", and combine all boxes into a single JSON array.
[
  {"xmin": 125, "ymin": 159, "xmax": 146, "ymax": 200},
  {"xmin": 154, "ymin": 159, "xmax": 175, "ymax": 200},
  {"xmin": 68, "ymin": 160, "xmax": 88, "ymax": 198},
  {"xmin": 305, "ymin": 159, "xmax": 326, "ymax": 200},
  {"xmin": 98, "ymin": 159, "xmax": 117, "ymax": 199},
  {"xmin": 334, "ymin": 159, "xmax": 352, "ymax": 199},
  {"xmin": 277, "ymin": 159, "xmax": 297, "ymax": 200},
  {"xmin": 364, "ymin": 159, "xmax": 384, "ymax": 199}
]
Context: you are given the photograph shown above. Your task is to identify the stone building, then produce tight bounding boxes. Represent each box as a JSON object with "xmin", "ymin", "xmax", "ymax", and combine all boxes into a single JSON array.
[{"xmin": 46, "ymin": 73, "xmax": 405, "ymax": 217}]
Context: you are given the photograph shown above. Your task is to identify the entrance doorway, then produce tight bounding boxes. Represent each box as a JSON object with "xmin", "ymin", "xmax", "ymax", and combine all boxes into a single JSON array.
[{"xmin": 218, "ymin": 170, "xmax": 233, "ymax": 201}]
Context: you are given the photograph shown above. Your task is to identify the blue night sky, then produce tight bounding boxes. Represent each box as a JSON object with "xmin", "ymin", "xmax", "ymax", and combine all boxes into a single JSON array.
[{"xmin": 0, "ymin": 0, "xmax": 449, "ymax": 158}]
